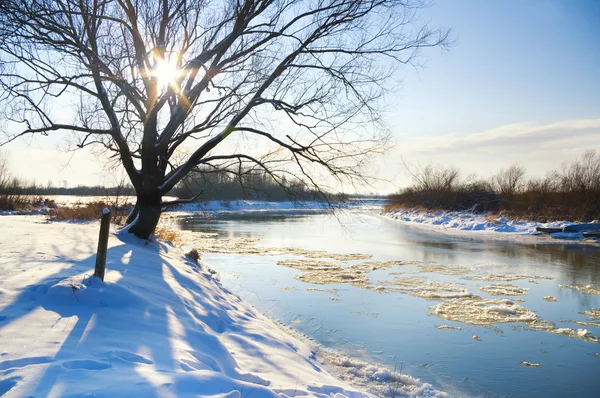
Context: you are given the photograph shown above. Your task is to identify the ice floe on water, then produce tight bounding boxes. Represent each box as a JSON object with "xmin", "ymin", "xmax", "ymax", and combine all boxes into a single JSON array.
[
  {"xmin": 175, "ymin": 229, "xmax": 373, "ymax": 260},
  {"xmin": 544, "ymin": 296, "xmax": 557, "ymax": 302},
  {"xmin": 581, "ymin": 308, "xmax": 600, "ymax": 320},
  {"xmin": 278, "ymin": 259, "xmax": 341, "ymax": 271},
  {"xmin": 479, "ymin": 284, "xmax": 529, "ymax": 296},
  {"xmin": 559, "ymin": 284, "xmax": 600, "ymax": 295},
  {"xmin": 430, "ymin": 297, "xmax": 537, "ymax": 325},
  {"xmin": 297, "ymin": 269, "xmax": 371, "ymax": 287},
  {"xmin": 467, "ymin": 274, "xmax": 553, "ymax": 282},
  {"xmin": 519, "ymin": 361, "xmax": 541, "ymax": 368},
  {"xmin": 379, "ymin": 277, "xmax": 472, "ymax": 299},
  {"xmin": 417, "ymin": 264, "xmax": 472, "ymax": 275},
  {"xmin": 571, "ymin": 308, "xmax": 600, "ymax": 328},
  {"xmin": 277, "ymin": 259, "xmax": 417, "ymax": 289},
  {"xmin": 436, "ymin": 325, "xmax": 462, "ymax": 330}
]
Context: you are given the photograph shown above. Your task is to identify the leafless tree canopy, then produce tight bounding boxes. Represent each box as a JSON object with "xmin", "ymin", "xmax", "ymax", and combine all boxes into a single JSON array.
[
  {"xmin": 0, "ymin": 0, "xmax": 449, "ymax": 237},
  {"xmin": 403, "ymin": 160, "xmax": 460, "ymax": 192},
  {"xmin": 492, "ymin": 164, "xmax": 525, "ymax": 196}
]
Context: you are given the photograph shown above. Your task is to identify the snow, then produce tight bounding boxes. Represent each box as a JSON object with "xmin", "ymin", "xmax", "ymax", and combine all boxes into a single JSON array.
[
  {"xmin": 0, "ymin": 214, "xmax": 447, "ymax": 397},
  {"xmin": 382, "ymin": 208, "xmax": 598, "ymax": 241},
  {"xmin": 0, "ymin": 215, "xmax": 370, "ymax": 397}
]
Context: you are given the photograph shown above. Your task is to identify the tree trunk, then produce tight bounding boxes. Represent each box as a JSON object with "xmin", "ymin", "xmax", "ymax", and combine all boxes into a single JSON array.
[
  {"xmin": 126, "ymin": 193, "xmax": 162, "ymax": 239},
  {"xmin": 125, "ymin": 202, "xmax": 139, "ymax": 225}
]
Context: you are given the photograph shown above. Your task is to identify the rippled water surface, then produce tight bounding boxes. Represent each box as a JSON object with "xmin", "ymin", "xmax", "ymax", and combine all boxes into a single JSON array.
[{"xmin": 173, "ymin": 208, "xmax": 600, "ymax": 397}]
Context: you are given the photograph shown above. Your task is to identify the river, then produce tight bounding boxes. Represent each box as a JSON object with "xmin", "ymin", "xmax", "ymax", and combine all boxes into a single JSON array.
[{"xmin": 171, "ymin": 207, "xmax": 600, "ymax": 397}]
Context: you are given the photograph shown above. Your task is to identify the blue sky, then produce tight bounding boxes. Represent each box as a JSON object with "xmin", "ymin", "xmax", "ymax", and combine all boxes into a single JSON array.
[
  {"xmin": 375, "ymin": 0, "xmax": 600, "ymax": 191},
  {"xmin": 395, "ymin": 0, "xmax": 599, "ymax": 134},
  {"xmin": 4, "ymin": 0, "xmax": 600, "ymax": 190}
]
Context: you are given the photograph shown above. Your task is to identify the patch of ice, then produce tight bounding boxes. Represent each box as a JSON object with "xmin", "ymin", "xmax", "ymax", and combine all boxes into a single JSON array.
[
  {"xmin": 430, "ymin": 297, "xmax": 537, "ymax": 325},
  {"xmin": 417, "ymin": 264, "xmax": 471, "ymax": 275},
  {"xmin": 381, "ymin": 277, "xmax": 473, "ymax": 300},
  {"xmin": 468, "ymin": 274, "xmax": 552, "ymax": 282},
  {"xmin": 559, "ymin": 284, "xmax": 600, "ymax": 295},
  {"xmin": 436, "ymin": 325, "xmax": 462, "ymax": 331},
  {"xmin": 479, "ymin": 284, "xmax": 528, "ymax": 296},
  {"xmin": 519, "ymin": 361, "xmax": 541, "ymax": 368}
]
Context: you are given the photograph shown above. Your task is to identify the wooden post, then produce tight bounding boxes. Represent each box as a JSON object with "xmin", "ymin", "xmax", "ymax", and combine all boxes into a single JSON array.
[{"xmin": 94, "ymin": 208, "xmax": 111, "ymax": 281}]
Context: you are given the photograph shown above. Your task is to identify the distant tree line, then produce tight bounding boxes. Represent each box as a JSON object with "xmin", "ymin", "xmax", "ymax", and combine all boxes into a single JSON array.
[
  {"xmin": 1, "ymin": 151, "xmax": 340, "ymax": 211},
  {"xmin": 389, "ymin": 150, "xmax": 600, "ymax": 222},
  {"xmin": 171, "ymin": 166, "xmax": 336, "ymax": 202}
]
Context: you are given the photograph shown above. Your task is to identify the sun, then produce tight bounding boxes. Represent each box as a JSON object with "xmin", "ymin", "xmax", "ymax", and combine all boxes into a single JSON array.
[{"xmin": 151, "ymin": 57, "xmax": 181, "ymax": 91}]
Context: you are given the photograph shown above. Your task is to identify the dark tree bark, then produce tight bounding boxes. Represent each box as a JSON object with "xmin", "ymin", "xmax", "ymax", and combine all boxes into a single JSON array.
[{"xmin": 127, "ymin": 193, "xmax": 162, "ymax": 239}]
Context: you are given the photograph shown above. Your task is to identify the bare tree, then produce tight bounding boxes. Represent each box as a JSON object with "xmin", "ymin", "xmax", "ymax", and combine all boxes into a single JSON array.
[
  {"xmin": 0, "ymin": 0, "xmax": 449, "ymax": 238},
  {"xmin": 492, "ymin": 164, "xmax": 525, "ymax": 196},
  {"xmin": 560, "ymin": 150, "xmax": 600, "ymax": 192},
  {"xmin": 402, "ymin": 160, "xmax": 460, "ymax": 191},
  {"xmin": 0, "ymin": 151, "xmax": 8, "ymax": 193}
]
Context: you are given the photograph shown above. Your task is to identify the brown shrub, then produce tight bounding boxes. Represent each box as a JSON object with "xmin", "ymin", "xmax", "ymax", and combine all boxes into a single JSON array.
[
  {"xmin": 186, "ymin": 248, "xmax": 200, "ymax": 263},
  {"xmin": 154, "ymin": 226, "xmax": 182, "ymax": 246},
  {"xmin": 54, "ymin": 203, "xmax": 104, "ymax": 220}
]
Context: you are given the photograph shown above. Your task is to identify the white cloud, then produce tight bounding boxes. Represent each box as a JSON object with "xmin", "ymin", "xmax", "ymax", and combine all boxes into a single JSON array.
[
  {"xmin": 378, "ymin": 118, "xmax": 600, "ymax": 192},
  {"xmin": 402, "ymin": 118, "xmax": 600, "ymax": 154}
]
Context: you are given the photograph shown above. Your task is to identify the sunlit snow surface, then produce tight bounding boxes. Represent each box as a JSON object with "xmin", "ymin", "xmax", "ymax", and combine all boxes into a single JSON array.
[
  {"xmin": 0, "ymin": 215, "xmax": 389, "ymax": 397},
  {"xmin": 383, "ymin": 208, "xmax": 600, "ymax": 243}
]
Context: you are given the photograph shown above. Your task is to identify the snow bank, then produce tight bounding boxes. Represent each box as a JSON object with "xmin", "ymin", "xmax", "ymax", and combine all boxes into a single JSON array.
[
  {"xmin": 0, "ymin": 215, "xmax": 370, "ymax": 397},
  {"xmin": 381, "ymin": 208, "xmax": 590, "ymax": 239}
]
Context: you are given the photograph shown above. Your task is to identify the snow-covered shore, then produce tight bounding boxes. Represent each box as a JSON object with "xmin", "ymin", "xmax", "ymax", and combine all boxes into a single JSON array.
[
  {"xmin": 0, "ymin": 216, "xmax": 367, "ymax": 397},
  {"xmin": 0, "ymin": 215, "xmax": 448, "ymax": 397},
  {"xmin": 382, "ymin": 208, "xmax": 600, "ymax": 242}
]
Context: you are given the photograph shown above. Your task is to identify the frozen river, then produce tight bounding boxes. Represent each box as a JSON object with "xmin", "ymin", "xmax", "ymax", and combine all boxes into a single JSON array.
[{"xmin": 172, "ymin": 208, "xmax": 600, "ymax": 397}]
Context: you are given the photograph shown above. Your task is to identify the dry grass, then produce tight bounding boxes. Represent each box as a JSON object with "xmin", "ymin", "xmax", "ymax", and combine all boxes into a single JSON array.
[
  {"xmin": 0, "ymin": 195, "xmax": 56, "ymax": 212},
  {"xmin": 50, "ymin": 201, "xmax": 131, "ymax": 225},
  {"xmin": 54, "ymin": 203, "xmax": 104, "ymax": 220},
  {"xmin": 154, "ymin": 226, "xmax": 183, "ymax": 246}
]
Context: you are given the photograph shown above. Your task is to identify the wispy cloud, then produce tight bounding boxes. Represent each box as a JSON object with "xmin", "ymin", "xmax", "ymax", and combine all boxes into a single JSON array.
[{"xmin": 403, "ymin": 118, "xmax": 600, "ymax": 154}]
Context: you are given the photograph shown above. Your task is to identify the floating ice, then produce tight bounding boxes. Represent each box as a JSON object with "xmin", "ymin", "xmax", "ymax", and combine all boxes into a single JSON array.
[
  {"xmin": 417, "ymin": 264, "xmax": 471, "ymax": 275},
  {"xmin": 581, "ymin": 309, "xmax": 600, "ymax": 320},
  {"xmin": 479, "ymin": 284, "xmax": 529, "ymax": 296},
  {"xmin": 577, "ymin": 329, "xmax": 592, "ymax": 338},
  {"xmin": 430, "ymin": 297, "xmax": 537, "ymax": 325},
  {"xmin": 554, "ymin": 328, "xmax": 574, "ymax": 335},
  {"xmin": 277, "ymin": 259, "xmax": 341, "ymax": 271},
  {"xmin": 436, "ymin": 325, "xmax": 462, "ymax": 330},
  {"xmin": 280, "ymin": 259, "xmax": 415, "ymax": 289},
  {"xmin": 560, "ymin": 284, "xmax": 600, "ymax": 295},
  {"xmin": 543, "ymin": 296, "xmax": 557, "ymax": 302},
  {"xmin": 296, "ymin": 269, "xmax": 370, "ymax": 287},
  {"xmin": 175, "ymin": 228, "xmax": 374, "ymax": 261},
  {"xmin": 468, "ymin": 274, "xmax": 552, "ymax": 282},
  {"xmin": 381, "ymin": 277, "xmax": 472, "ymax": 300},
  {"xmin": 520, "ymin": 361, "xmax": 541, "ymax": 368}
]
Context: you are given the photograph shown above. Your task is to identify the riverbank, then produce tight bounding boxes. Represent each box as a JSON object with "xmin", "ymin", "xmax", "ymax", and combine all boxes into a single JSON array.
[
  {"xmin": 0, "ymin": 215, "xmax": 368, "ymax": 397},
  {"xmin": 0, "ymin": 215, "xmax": 448, "ymax": 397},
  {"xmin": 382, "ymin": 207, "xmax": 600, "ymax": 242}
]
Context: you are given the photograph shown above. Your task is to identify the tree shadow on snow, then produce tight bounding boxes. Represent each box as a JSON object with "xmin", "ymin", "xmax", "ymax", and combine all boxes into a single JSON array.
[{"xmin": 0, "ymin": 231, "xmax": 298, "ymax": 397}]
